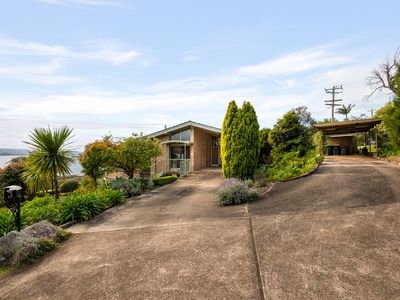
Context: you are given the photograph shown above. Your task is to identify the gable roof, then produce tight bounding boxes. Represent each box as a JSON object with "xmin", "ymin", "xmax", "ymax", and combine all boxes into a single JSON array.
[{"xmin": 147, "ymin": 120, "xmax": 221, "ymax": 138}]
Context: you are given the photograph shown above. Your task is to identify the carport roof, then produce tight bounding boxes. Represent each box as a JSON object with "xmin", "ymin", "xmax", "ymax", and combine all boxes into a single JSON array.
[{"xmin": 314, "ymin": 118, "xmax": 382, "ymax": 135}]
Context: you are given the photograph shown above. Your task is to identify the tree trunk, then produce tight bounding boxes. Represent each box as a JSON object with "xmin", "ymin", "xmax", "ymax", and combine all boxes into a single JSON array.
[{"xmin": 53, "ymin": 168, "xmax": 59, "ymax": 200}]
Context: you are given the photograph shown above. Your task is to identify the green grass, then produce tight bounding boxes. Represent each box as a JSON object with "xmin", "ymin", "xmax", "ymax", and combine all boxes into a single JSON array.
[{"xmin": 0, "ymin": 265, "xmax": 17, "ymax": 278}]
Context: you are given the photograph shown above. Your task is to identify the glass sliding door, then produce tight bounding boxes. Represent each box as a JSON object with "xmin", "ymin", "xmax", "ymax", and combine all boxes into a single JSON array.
[{"xmin": 169, "ymin": 144, "xmax": 190, "ymax": 172}]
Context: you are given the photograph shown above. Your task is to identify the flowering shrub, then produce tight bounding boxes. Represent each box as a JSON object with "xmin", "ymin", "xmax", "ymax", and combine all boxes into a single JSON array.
[{"xmin": 217, "ymin": 178, "xmax": 259, "ymax": 206}]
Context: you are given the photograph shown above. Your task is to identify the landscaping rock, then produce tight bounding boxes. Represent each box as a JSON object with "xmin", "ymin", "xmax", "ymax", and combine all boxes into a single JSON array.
[
  {"xmin": 0, "ymin": 221, "xmax": 63, "ymax": 267},
  {"xmin": 0, "ymin": 231, "xmax": 38, "ymax": 267},
  {"xmin": 23, "ymin": 221, "xmax": 60, "ymax": 240}
]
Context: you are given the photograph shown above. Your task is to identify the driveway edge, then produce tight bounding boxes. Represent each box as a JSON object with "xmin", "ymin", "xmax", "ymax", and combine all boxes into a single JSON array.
[{"xmin": 246, "ymin": 204, "xmax": 266, "ymax": 300}]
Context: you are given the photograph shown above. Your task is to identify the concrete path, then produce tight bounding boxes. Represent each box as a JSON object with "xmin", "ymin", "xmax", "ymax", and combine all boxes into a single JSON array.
[{"xmin": 1, "ymin": 157, "xmax": 400, "ymax": 299}]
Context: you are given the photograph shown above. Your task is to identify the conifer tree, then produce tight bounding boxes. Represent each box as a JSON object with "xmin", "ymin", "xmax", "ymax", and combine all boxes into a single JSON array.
[
  {"xmin": 221, "ymin": 101, "xmax": 260, "ymax": 179},
  {"xmin": 233, "ymin": 101, "xmax": 260, "ymax": 179},
  {"xmin": 221, "ymin": 101, "xmax": 238, "ymax": 178}
]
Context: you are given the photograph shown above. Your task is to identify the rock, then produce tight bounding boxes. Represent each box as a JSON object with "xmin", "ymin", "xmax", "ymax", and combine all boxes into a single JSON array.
[
  {"xmin": 0, "ymin": 231, "xmax": 38, "ymax": 267},
  {"xmin": 0, "ymin": 221, "xmax": 62, "ymax": 267},
  {"xmin": 23, "ymin": 221, "xmax": 60, "ymax": 240}
]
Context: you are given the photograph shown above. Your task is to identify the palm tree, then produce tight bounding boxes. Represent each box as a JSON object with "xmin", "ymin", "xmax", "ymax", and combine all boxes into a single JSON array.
[
  {"xmin": 24, "ymin": 126, "xmax": 75, "ymax": 199},
  {"xmin": 336, "ymin": 104, "xmax": 355, "ymax": 121}
]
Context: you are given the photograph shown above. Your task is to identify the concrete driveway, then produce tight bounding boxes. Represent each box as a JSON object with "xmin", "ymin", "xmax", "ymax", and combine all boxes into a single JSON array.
[
  {"xmin": 1, "ymin": 157, "xmax": 400, "ymax": 299},
  {"xmin": 249, "ymin": 156, "xmax": 400, "ymax": 299}
]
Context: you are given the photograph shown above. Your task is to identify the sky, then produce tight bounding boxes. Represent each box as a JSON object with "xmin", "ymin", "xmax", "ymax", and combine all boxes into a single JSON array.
[{"xmin": 0, "ymin": 0, "xmax": 399, "ymax": 150}]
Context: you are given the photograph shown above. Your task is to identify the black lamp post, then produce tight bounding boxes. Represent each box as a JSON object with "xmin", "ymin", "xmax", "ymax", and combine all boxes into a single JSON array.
[{"xmin": 3, "ymin": 185, "xmax": 23, "ymax": 231}]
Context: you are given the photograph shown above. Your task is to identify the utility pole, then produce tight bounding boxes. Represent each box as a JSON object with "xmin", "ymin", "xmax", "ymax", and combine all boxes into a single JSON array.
[
  {"xmin": 369, "ymin": 108, "xmax": 374, "ymax": 118},
  {"xmin": 325, "ymin": 85, "xmax": 343, "ymax": 122}
]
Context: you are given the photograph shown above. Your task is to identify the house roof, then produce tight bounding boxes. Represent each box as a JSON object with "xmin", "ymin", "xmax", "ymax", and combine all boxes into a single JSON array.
[
  {"xmin": 314, "ymin": 119, "xmax": 382, "ymax": 135},
  {"xmin": 147, "ymin": 120, "xmax": 221, "ymax": 138}
]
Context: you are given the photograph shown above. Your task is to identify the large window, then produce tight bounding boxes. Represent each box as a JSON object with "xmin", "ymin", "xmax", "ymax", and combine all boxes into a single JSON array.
[
  {"xmin": 170, "ymin": 145, "xmax": 190, "ymax": 159},
  {"xmin": 170, "ymin": 129, "xmax": 191, "ymax": 141}
]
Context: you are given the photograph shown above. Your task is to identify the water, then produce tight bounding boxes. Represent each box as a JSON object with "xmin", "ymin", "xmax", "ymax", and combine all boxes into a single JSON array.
[{"xmin": 0, "ymin": 155, "xmax": 83, "ymax": 176}]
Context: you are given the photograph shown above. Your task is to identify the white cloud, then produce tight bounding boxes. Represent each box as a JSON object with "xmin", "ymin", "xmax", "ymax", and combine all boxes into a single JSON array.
[{"xmin": 0, "ymin": 37, "xmax": 141, "ymax": 65}]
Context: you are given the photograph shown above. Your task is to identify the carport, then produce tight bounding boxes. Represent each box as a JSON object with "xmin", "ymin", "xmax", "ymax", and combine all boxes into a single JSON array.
[{"xmin": 315, "ymin": 119, "xmax": 382, "ymax": 156}]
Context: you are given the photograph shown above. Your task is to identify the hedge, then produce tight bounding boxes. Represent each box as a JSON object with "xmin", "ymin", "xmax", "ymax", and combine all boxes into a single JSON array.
[{"xmin": 153, "ymin": 176, "xmax": 177, "ymax": 186}]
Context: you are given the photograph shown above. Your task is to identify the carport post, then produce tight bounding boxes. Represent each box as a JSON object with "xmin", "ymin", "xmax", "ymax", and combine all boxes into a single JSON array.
[{"xmin": 375, "ymin": 127, "xmax": 379, "ymax": 157}]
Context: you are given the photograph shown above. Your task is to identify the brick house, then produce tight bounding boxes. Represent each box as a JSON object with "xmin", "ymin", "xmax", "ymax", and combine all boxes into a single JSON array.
[{"xmin": 147, "ymin": 121, "xmax": 221, "ymax": 176}]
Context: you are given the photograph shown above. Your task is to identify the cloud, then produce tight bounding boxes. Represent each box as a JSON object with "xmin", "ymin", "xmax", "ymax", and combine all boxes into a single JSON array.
[{"xmin": 0, "ymin": 37, "xmax": 141, "ymax": 65}]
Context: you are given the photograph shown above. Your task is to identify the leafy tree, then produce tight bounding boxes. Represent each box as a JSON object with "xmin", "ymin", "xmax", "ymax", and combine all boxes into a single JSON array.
[
  {"xmin": 259, "ymin": 128, "xmax": 272, "ymax": 164},
  {"xmin": 0, "ymin": 158, "xmax": 27, "ymax": 205},
  {"xmin": 112, "ymin": 135, "xmax": 161, "ymax": 179},
  {"xmin": 80, "ymin": 140, "xmax": 114, "ymax": 187},
  {"xmin": 221, "ymin": 101, "xmax": 238, "ymax": 178},
  {"xmin": 336, "ymin": 104, "xmax": 356, "ymax": 121},
  {"xmin": 269, "ymin": 110, "xmax": 310, "ymax": 157},
  {"xmin": 24, "ymin": 126, "xmax": 75, "ymax": 200},
  {"xmin": 383, "ymin": 78, "xmax": 400, "ymax": 150},
  {"xmin": 294, "ymin": 106, "xmax": 316, "ymax": 127}
]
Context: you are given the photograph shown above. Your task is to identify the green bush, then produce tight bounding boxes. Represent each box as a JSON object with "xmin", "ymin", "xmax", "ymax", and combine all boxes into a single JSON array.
[
  {"xmin": 111, "ymin": 177, "xmax": 142, "ymax": 197},
  {"xmin": 138, "ymin": 178, "xmax": 155, "ymax": 190},
  {"xmin": 262, "ymin": 150, "xmax": 322, "ymax": 182},
  {"xmin": 0, "ymin": 209, "xmax": 15, "ymax": 236},
  {"xmin": 95, "ymin": 188, "xmax": 126, "ymax": 206},
  {"xmin": 60, "ymin": 180, "xmax": 80, "ymax": 193},
  {"xmin": 58, "ymin": 193, "xmax": 108, "ymax": 223},
  {"xmin": 217, "ymin": 178, "xmax": 259, "ymax": 206},
  {"xmin": 21, "ymin": 195, "xmax": 59, "ymax": 225},
  {"xmin": 153, "ymin": 176, "xmax": 177, "ymax": 186}
]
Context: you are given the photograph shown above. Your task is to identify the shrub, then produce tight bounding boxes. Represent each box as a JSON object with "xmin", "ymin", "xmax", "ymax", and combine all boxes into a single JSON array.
[
  {"xmin": 95, "ymin": 188, "xmax": 125, "ymax": 206},
  {"xmin": 0, "ymin": 209, "xmax": 15, "ymax": 236},
  {"xmin": 60, "ymin": 180, "xmax": 80, "ymax": 193},
  {"xmin": 263, "ymin": 150, "xmax": 322, "ymax": 182},
  {"xmin": 111, "ymin": 177, "xmax": 142, "ymax": 198},
  {"xmin": 58, "ymin": 193, "xmax": 108, "ymax": 223},
  {"xmin": 21, "ymin": 195, "xmax": 59, "ymax": 225},
  {"xmin": 146, "ymin": 179, "xmax": 155, "ymax": 190},
  {"xmin": 217, "ymin": 178, "xmax": 259, "ymax": 206},
  {"xmin": 153, "ymin": 176, "xmax": 177, "ymax": 186}
]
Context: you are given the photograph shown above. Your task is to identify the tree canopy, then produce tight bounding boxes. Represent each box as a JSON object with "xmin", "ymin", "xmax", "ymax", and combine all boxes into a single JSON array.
[
  {"xmin": 269, "ymin": 110, "xmax": 310, "ymax": 156},
  {"xmin": 111, "ymin": 135, "xmax": 161, "ymax": 179},
  {"xmin": 80, "ymin": 140, "xmax": 114, "ymax": 187}
]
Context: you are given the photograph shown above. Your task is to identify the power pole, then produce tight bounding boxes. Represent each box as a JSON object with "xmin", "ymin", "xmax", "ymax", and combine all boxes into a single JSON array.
[
  {"xmin": 369, "ymin": 108, "xmax": 374, "ymax": 118},
  {"xmin": 325, "ymin": 85, "xmax": 343, "ymax": 122}
]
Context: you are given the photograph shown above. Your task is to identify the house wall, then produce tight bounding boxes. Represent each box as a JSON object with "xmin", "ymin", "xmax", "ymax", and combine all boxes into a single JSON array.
[
  {"xmin": 153, "ymin": 135, "xmax": 169, "ymax": 175},
  {"xmin": 151, "ymin": 126, "xmax": 220, "ymax": 175},
  {"xmin": 192, "ymin": 127, "xmax": 213, "ymax": 171}
]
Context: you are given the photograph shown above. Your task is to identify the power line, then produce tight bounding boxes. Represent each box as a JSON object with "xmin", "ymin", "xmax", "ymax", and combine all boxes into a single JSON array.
[{"xmin": 325, "ymin": 85, "xmax": 343, "ymax": 122}]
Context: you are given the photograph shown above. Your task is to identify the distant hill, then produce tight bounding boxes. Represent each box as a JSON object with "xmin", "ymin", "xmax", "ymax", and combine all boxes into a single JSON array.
[
  {"xmin": 0, "ymin": 149, "xmax": 81, "ymax": 156},
  {"xmin": 0, "ymin": 148, "xmax": 29, "ymax": 156}
]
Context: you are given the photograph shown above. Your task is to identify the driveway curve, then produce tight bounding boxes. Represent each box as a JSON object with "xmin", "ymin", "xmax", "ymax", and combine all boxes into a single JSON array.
[{"xmin": 249, "ymin": 156, "xmax": 400, "ymax": 299}]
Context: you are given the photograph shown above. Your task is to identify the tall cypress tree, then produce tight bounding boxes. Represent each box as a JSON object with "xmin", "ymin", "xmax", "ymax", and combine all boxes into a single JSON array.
[
  {"xmin": 235, "ymin": 101, "xmax": 260, "ymax": 179},
  {"xmin": 221, "ymin": 101, "xmax": 238, "ymax": 178}
]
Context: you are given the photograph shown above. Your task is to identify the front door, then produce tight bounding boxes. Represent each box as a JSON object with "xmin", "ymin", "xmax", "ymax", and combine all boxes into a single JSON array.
[{"xmin": 211, "ymin": 137, "xmax": 221, "ymax": 166}]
